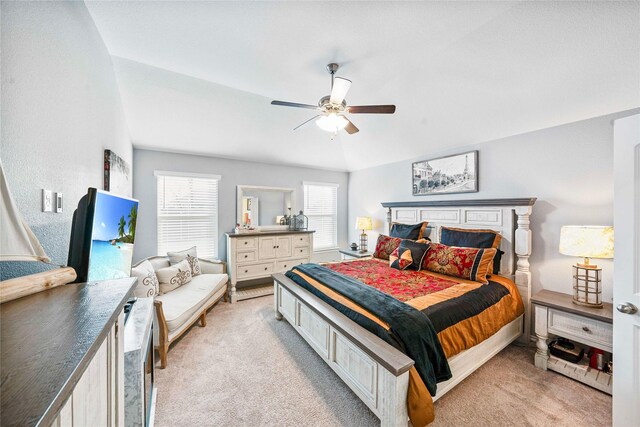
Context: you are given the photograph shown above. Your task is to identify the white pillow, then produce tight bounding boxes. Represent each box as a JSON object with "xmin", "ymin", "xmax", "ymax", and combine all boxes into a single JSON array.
[
  {"xmin": 156, "ymin": 259, "xmax": 192, "ymax": 294},
  {"xmin": 131, "ymin": 260, "xmax": 160, "ymax": 298},
  {"xmin": 167, "ymin": 246, "xmax": 201, "ymax": 276}
]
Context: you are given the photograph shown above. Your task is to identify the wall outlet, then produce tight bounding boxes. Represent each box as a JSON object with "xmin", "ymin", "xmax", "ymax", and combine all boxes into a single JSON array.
[
  {"xmin": 56, "ymin": 192, "xmax": 63, "ymax": 213},
  {"xmin": 42, "ymin": 189, "xmax": 52, "ymax": 212}
]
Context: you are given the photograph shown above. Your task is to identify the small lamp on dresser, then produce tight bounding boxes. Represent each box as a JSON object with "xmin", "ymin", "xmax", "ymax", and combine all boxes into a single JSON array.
[
  {"xmin": 355, "ymin": 216, "xmax": 373, "ymax": 253},
  {"xmin": 559, "ymin": 225, "xmax": 614, "ymax": 308}
]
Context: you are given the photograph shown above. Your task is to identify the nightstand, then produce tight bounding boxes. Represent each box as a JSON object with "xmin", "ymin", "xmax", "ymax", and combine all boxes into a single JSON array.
[
  {"xmin": 532, "ymin": 290, "xmax": 613, "ymax": 394},
  {"xmin": 339, "ymin": 249, "xmax": 373, "ymax": 260}
]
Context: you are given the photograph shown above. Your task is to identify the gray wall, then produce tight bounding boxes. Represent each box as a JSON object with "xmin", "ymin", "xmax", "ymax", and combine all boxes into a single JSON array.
[
  {"xmin": 133, "ymin": 149, "xmax": 349, "ymax": 262},
  {"xmin": 349, "ymin": 110, "xmax": 639, "ymax": 304},
  {"xmin": 0, "ymin": 1, "xmax": 132, "ymax": 280}
]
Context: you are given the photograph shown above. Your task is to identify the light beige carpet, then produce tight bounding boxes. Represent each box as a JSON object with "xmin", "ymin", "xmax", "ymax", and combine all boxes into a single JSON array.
[{"xmin": 154, "ymin": 296, "xmax": 611, "ymax": 427}]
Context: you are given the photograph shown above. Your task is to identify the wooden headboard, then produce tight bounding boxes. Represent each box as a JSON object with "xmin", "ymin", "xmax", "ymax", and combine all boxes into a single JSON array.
[{"xmin": 381, "ymin": 198, "xmax": 536, "ymax": 343}]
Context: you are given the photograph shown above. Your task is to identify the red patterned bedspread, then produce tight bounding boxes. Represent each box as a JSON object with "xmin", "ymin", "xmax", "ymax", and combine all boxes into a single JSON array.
[{"xmin": 326, "ymin": 257, "xmax": 462, "ymax": 302}]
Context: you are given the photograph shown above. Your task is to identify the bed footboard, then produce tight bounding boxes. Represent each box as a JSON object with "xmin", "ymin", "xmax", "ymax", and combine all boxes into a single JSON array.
[{"xmin": 273, "ymin": 274, "xmax": 412, "ymax": 427}]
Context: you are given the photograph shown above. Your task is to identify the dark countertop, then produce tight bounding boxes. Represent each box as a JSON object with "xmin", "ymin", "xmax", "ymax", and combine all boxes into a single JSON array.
[
  {"xmin": 226, "ymin": 230, "xmax": 315, "ymax": 237},
  {"xmin": 1, "ymin": 277, "xmax": 137, "ymax": 427},
  {"xmin": 531, "ymin": 290, "xmax": 613, "ymax": 323}
]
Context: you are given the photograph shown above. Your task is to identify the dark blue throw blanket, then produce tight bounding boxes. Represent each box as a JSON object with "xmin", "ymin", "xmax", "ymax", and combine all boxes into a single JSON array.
[{"xmin": 285, "ymin": 263, "xmax": 451, "ymax": 396}]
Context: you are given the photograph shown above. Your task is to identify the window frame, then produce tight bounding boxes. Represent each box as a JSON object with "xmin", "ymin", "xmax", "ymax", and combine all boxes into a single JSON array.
[
  {"xmin": 302, "ymin": 181, "xmax": 339, "ymax": 252},
  {"xmin": 154, "ymin": 170, "xmax": 221, "ymax": 259}
]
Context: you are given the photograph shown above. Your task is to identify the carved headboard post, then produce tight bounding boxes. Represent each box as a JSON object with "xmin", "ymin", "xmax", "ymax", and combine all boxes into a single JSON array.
[
  {"xmin": 386, "ymin": 207, "xmax": 392, "ymax": 234},
  {"xmin": 514, "ymin": 206, "xmax": 533, "ymax": 343}
]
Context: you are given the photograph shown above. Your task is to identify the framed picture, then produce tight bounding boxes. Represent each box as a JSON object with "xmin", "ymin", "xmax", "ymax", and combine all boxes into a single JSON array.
[
  {"xmin": 412, "ymin": 150, "xmax": 478, "ymax": 196},
  {"xmin": 104, "ymin": 149, "xmax": 131, "ymax": 197}
]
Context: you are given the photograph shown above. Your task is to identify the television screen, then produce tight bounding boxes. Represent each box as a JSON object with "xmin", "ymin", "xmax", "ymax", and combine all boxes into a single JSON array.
[{"xmin": 68, "ymin": 188, "xmax": 139, "ymax": 282}]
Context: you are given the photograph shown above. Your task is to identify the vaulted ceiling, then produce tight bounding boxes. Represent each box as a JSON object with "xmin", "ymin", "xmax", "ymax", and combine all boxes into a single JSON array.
[{"xmin": 86, "ymin": 1, "xmax": 640, "ymax": 172}]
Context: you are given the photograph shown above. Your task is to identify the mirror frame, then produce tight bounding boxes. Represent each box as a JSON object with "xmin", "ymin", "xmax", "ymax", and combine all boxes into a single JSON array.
[{"xmin": 236, "ymin": 185, "xmax": 295, "ymax": 231}]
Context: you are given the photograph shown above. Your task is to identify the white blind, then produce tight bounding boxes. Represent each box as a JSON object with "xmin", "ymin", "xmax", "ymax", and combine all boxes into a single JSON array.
[
  {"xmin": 156, "ymin": 172, "xmax": 220, "ymax": 259},
  {"xmin": 303, "ymin": 182, "xmax": 338, "ymax": 251}
]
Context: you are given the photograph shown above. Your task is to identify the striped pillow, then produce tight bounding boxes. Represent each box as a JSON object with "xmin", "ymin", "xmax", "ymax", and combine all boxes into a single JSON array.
[{"xmin": 422, "ymin": 242, "xmax": 496, "ymax": 284}]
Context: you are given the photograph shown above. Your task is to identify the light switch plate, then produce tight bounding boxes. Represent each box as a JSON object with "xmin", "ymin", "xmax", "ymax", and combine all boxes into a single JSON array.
[
  {"xmin": 56, "ymin": 192, "xmax": 63, "ymax": 213},
  {"xmin": 42, "ymin": 189, "xmax": 52, "ymax": 212}
]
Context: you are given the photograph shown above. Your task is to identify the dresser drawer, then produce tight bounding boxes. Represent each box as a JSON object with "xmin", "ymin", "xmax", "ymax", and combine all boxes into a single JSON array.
[
  {"xmin": 293, "ymin": 234, "xmax": 310, "ymax": 247},
  {"xmin": 548, "ymin": 309, "xmax": 612, "ymax": 351},
  {"xmin": 236, "ymin": 250, "xmax": 257, "ymax": 262},
  {"xmin": 293, "ymin": 246, "xmax": 310, "ymax": 258},
  {"xmin": 275, "ymin": 258, "xmax": 306, "ymax": 273},
  {"xmin": 237, "ymin": 237, "xmax": 256, "ymax": 249},
  {"xmin": 236, "ymin": 262, "xmax": 273, "ymax": 279}
]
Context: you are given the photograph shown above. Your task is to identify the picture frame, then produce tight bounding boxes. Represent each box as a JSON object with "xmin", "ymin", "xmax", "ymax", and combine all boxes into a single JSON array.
[
  {"xmin": 104, "ymin": 149, "xmax": 132, "ymax": 198},
  {"xmin": 412, "ymin": 150, "xmax": 478, "ymax": 196}
]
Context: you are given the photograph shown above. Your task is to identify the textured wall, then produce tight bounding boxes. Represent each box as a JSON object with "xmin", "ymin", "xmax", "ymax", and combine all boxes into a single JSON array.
[
  {"xmin": 133, "ymin": 149, "xmax": 349, "ymax": 262},
  {"xmin": 349, "ymin": 110, "xmax": 639, "ymax": 304},
  {"xmin": 0, "ymin": 2, "xmax": 131, "ymax": 279}
]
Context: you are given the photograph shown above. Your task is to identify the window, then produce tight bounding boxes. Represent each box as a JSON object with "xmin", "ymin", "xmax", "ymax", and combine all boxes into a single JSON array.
[
  {"xmin": 155, "ymin": 171, "xmax": 220, "ymax": 259},
  {"xmin": 303, "ymin": 182, "xmax": 338, "ymax": 251}
]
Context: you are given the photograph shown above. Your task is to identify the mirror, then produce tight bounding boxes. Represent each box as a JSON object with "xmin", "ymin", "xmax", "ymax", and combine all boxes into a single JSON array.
[{"xmin": 237, "ymin": 185, "xmax": 295, "ymax": 231}]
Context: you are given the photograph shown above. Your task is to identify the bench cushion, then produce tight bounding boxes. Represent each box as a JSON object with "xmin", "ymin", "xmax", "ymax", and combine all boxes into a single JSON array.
[{"xmin": 156, "ymin": 273, "xmax": 228, "ymax": 331}]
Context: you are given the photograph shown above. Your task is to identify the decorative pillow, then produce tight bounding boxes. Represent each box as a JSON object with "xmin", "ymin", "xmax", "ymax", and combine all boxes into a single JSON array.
[
  {"xmin": 130, "ymin": 260, "xmax": 160, "ymax": 298},
  {"xmin": 389, "ymin": 222, "xmax": 429, "ymax": 240},
  {"xmin": 373, "ymin": 234, "xmax": 402, "ymax": 260},
  {"xmin": 440, "ymin": 227, "xmax": 503, "ymax": 275},
  {"xmin": 390, "ymin": 240, "xmax": 430, "ymax": 271},
  {"xmin": 423, "ymin": 242, "xmax": 497, "ymax": 284},
  {"xmin": 167, "ymin": 246, "xmax": 201, "ymax": 276},
  {"xmin": 156, "ymin": 259, "xmax": 192, "ymax": 294},
  {"xmin": 389, "ymin": 247, "xmax": 412, "ymax": 270}
]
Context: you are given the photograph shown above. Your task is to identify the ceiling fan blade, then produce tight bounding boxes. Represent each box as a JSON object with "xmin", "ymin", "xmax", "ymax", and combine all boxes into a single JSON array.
[
  {"xmin": 343, "ymin": 117, "xmax": 359, "ymax": 135},
  {"xmin": 329, "ymin": 77, "xmax": 352, "ymax": 104},
  {"xmin": 348, "ymin": 105, "xmax": 396, "ymax": 114},
  {"xmin": 293, "ymin": 115, "xmax": 321, "ymax": 131},
  {"xmin": 271, "ymin": 100, "xmax": 319, "ymax": 110}
]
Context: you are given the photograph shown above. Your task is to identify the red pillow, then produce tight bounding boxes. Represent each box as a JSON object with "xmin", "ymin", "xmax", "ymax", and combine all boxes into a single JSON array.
[
  {"xmin": 373, "ymin": 234, "xmax": 402, "ymax": 260},
  {"xmin": 422, "ymin": 242, "xmax": 497, "ymax": 284}
]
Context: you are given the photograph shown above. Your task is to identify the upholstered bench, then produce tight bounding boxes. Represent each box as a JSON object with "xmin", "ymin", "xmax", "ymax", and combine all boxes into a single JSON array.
[{"xmin": 132, "ymin": 256, "xmax": 228, "ymax": 368}]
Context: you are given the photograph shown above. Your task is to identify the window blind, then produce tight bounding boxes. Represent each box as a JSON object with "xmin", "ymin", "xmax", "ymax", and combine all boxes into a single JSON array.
[
  {"xmin": 156, "ymin": 172, "xmax": 220, "ymax": 259},
  {"xmin": 303, "ymin": 182, "xmax": 338, "ymax": 251}
]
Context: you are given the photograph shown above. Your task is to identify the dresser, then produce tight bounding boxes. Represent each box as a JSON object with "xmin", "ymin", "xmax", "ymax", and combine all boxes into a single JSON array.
[
  {"xmin": 226, "ymin": 230, "xmax": 314, "ymax": 303},
  {"xmin": 532, "ymin": 290, "xmax": 613, "ymax": 394}
]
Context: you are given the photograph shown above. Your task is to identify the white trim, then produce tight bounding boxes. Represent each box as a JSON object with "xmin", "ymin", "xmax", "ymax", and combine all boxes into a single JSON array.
[
  {"xmin": 302, "ymin": 181, "xmax": 340, "ymax": 188},
  {"xmin": 238, "ymin": 184, "xmax": 294, "ymax": 193},
  {"xmin": 313, "ymin": 247, "xmax": 340, "ymax": 253},
  {"xmin": 154, "ymin": 170, "xmax": 221, "ymax": 180}
]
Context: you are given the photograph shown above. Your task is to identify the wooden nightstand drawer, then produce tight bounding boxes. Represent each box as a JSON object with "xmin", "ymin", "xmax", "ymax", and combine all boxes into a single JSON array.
[{"xmin": 548, "ymin": 309, "xmax": 612, "ymax": 351}]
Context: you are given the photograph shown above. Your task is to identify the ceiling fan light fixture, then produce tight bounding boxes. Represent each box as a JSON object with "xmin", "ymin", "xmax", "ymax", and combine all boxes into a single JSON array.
[{"xmin": 316, "ymin": 113, "xmax": 348, "ymax": 133}]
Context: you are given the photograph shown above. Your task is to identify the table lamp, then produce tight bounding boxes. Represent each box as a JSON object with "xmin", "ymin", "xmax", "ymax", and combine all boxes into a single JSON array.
[
  {"xmin": 355, "ymin": 216, "xmax": 373, "ymax": 253},
  {"xmin": 559, "ymin": 225, "xmax": 614, "ymax": 308}
]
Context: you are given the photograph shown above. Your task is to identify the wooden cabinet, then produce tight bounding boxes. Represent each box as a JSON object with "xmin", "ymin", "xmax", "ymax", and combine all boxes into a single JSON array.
[
  {"xmin": 532, "ymin": 290, "xmax": 613, "ymax": 394},
  {"xmin": 227, "ymin": 231, "xmax": 314, "ymax": 303},
  {"xmin": 50, "ymin": 312, "xmax": 124, "ymax": 427}
]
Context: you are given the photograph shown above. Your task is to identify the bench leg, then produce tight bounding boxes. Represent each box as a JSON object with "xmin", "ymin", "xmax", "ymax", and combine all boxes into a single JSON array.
[
  {"xmin": 200, "ymin": 312, "xmax": 207, "ymax": 327},
  {"xmin": 159, "ymin": 344, "xmax": 168, "ymax": 369}
]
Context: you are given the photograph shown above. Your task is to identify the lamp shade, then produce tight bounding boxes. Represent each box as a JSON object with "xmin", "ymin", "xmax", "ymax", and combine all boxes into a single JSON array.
[
  {"xmin": 355, "ymin": 216, "xmax": 372, "ymax": 231},
  {"xmin": 559, "ymin": 226, "xmax": 614, "ymax": 259}
]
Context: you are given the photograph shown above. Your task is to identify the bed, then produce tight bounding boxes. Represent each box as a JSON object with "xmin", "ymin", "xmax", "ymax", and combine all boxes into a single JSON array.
[{"xmin": 272, "ymin": 198, "xmax": 535, "ymax": 426}]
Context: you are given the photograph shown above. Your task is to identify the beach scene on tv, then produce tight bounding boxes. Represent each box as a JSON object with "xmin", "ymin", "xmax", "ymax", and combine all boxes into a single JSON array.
[{"xmin": 88, "ymin": 191, "xmax": 138, "ymax": 281}]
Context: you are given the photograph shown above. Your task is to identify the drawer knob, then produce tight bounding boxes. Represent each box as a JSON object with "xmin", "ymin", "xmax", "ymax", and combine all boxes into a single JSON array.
[
  {"xmin": 264, "ymin": 267, "xmax": 268, "ymax": 271},
  {"xmin": 582, "ymin": 326, "xmax": 591, "ymax": 333},
  {"xmin": 244, "ymin": 270, "xmax": 248, "ymax": 273},
  {"xmin": 284, "ymin": 264, "xmax": 287, "ymax": 268},
  {"xmin": 244, "ymin": 242, "xmax": 248, "ymax": 245},
  {"xmin": 244, "ymin": 255, "xmax": 248, "ymax": 258}
]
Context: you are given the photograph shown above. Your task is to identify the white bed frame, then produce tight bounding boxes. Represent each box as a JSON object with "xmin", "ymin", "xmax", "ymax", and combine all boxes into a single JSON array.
[{"xmin": 273, "ymin": 198, "xmax": 535, "ymax": 426}]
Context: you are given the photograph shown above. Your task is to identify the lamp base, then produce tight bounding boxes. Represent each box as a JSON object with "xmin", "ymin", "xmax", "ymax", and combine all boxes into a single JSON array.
[
  {"xmin": 359, "ymin": 231, "xmax": 368, "ymax": 253},
  {"xmin": 571, "ymin": 264, "xmax": 603, "ymax": 309}
]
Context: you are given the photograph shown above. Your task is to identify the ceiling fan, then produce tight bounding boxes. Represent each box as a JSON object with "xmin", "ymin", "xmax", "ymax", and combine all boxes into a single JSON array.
[{"xmin": 271, "ymin": 63, "xmax": 396, "ymax": 137}]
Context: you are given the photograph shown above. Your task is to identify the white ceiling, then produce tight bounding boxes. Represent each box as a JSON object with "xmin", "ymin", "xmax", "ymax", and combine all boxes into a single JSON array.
[{"xmin": 86, "ymin": 1, "xmax": 640, "ymax": 172}]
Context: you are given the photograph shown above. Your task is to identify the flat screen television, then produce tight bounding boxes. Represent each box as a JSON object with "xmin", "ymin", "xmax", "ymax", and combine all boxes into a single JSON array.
[{"xmin": 68, "ymin": 188, "xmax": 139, "ymax": 283}]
